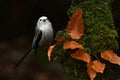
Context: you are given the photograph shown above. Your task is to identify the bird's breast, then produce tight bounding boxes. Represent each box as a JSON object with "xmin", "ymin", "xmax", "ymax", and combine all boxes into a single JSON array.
[{"xmin": 39, "ymin": 25, "xmax": 53, "ymax": 48}]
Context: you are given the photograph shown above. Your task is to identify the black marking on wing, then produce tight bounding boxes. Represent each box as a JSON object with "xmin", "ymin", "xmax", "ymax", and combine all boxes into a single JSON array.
[
  {"xmin": 15, "ymin": 28, "xmax": 42, "ymax": 69},
  {"xmin": 34, "ymin": 31, "xmax": 42, "ymax": 55}
]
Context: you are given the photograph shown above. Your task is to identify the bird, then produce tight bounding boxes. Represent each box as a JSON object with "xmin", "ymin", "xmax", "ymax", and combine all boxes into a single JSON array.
[{"xmin": 15, "ymin": 16, "xmax": 54, "ymax": 69}]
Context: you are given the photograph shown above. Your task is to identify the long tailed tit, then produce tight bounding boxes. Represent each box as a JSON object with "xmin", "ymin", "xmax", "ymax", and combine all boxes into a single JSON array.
[{"xmin": 15, "ymin": 16, "xmax": 54, "ymax": 68}]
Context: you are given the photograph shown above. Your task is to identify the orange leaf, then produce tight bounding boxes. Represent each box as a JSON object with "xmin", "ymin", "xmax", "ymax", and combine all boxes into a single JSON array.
[
  {"xmin": 66, "ymin": 9, "xmax": 84, "ymax": 40},
  {"xmin": 48, "ymin": 44, "xmax": 56, "ymax": 61},
  {"xmin": 91, "ymin": 60, "xmax": 105, "ymax": 73},
  {"xmin": 87, "ymin": 62, "xmax": 97, "ymax": 80},
  {"xmin": 55, "ymin": 37, "xmax": 68, "ymax": 43},
  {"xmin": 47, "ymin": 37, "xmax": 68, "ymax": 61},
  {"xmin": 71, "ymin": 49, "xmax": 91, "ymax": 63},
  {"xmin": 87, "ymin": 60, "xmax": 105, "ymax": 80},
  {"xmin": 101, "ymin": 50, "xmax": 120, "ymax": 65},
  {"xmin": 63, "ymin": 41, "xmax": 83, "ymax": 50}
]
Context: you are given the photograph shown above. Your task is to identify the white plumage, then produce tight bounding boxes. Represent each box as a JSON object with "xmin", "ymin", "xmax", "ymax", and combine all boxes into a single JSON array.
[
  {"xmin": 33, "ymin": 16, "xmax": 53, "ymax": 48},
  {"xmin": 15, "ymin": 16, "xmax": 54, "ymax": 69}
]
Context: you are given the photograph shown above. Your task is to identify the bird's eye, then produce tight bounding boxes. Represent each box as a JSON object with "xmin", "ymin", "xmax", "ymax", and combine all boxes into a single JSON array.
[
  {"xmin": 43, "ymin": 19, "xmax": 46, "ymax": 22},
  {"xmin": 40, "ymin": 19, "xmax": 42, "ymax": 21}
]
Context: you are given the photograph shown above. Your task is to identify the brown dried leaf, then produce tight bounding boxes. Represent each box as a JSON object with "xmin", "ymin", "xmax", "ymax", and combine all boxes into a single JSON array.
[
  {"xmin": 66, "ymin": 9, "xmax": 84, "ymax": 40},
  {"xmin": 55, "ymin": 37, "xmax": 68, "ymax": 43},
  {"xmin": 48, "ymin": 44, "xmax": 56, "ymax": 61},
  {"xmin": 71, "ymin": 49, "xmax": 91, "ymax": 63},
  {"xmin": 47, "ymin": 37, "xmax": 68, "ymax": 61},
  {"xmin": 87, "ymin": 62, "xmax": 97, "ymax": 80},
  {"xmin": 91, "ymin": 60, "xmax": 105, "ymax": 73},
  {"xmin": 63, "ymin": 41, "xmax": 83, "ymax": 50},
  {"xmin": 101, "ymin": 50, "xmax": 120, "ymax": 65}
]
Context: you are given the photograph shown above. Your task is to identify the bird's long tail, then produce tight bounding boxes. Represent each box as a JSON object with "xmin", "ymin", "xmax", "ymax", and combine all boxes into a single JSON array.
[{"xmin": 15, "ymin": 47, "xmax": 33, "ymax": 69}]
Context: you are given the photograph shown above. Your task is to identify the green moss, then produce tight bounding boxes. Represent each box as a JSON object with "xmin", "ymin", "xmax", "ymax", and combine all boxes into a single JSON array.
[
  {"xmin": 52, "ymin": 0, "xmax": 119, "ymax": 80},
  {"xmin": 67, "ymin": 0, "xmax": 119, "ymax": 54}
]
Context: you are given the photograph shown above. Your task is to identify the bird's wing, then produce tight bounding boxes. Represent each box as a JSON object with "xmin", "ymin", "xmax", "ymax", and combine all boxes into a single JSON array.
[
  {"xmin": 32, "ymin": 27, "xmax": 42, "ymax": 55},
  {"xmin": 15, "ymin": 27, "xmax": 42, "ymax": 69}
]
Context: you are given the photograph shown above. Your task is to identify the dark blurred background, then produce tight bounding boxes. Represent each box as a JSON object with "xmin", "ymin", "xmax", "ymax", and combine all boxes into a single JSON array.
[
  {"xmin": 0, "ymin": 0, "xmax": 120, "ymax": 80},
  {"xmin": 0, "ymin": 0, "xmax": 70, "ymax": 41},
  {"xmin": 0, "ymin": 0, "xmax": 70, "ymax": 80}
]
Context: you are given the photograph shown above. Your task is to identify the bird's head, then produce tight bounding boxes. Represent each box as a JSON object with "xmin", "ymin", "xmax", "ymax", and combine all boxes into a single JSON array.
[{"xmin": 37, "ymin": 16, "xmax": 50, "ymax": 26}]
